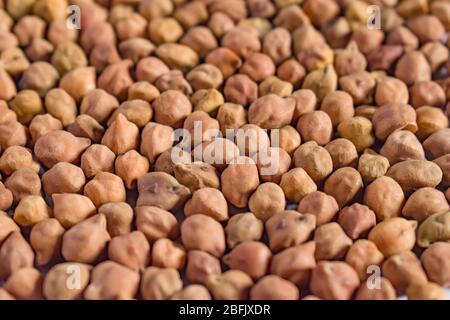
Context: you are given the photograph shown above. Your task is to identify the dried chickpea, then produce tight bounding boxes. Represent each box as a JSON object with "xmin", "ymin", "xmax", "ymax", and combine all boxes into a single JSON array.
[
  {"xmin": 338, "ymin": 204, "xmax": 376, "ymax": 240},
  {"xmin": 43, "ymin": 263, "xmax": 91, "ymax": 300},
  {"xmin": 80, "ymin": 144, "xmax": 115, "ymax": 179},
  {"xmin": 410, "ymin": 80, "xmax": 446, "ymax": 108},
  {"xmin": 5, "ymin": 168, "xmax": 41, "ymax": 203},
  {"xmin": 417, "ymin": 212, "xmax": 450, "ymax": 248},
  {"xmin": 13, "ymin": 195, "xmax": 51, "ymax": 227},
  {"xmin": 315, "ymin": 222, "xmax": 352, "ymax": 261},
  {"xmin": 355, "ymin": 277, "xmax": 397, "ymax": 300},
  {"xmin": 59, "ymin": 67, "xmax": 97, "ymax": 103},
  {"xmin": 4, "ymin": 267, "xmax": 43, "ymax": 300},
  {"xmin": 225, "ymin": 213, "xmax": 263, "ymax": 249},
  {"xmin": 99, "ymin": 202, "xmax": 133, "ymax": 238},
  {"xmin": 207, "ymin": 270, "xmax": 253, "ymax": 300},
  {"xmin": 45, "ymin": 88, "xmax": 77, "ymax": 127},
  {"xmin": 9, "ymin": 90, "xmax": 44, "ymax": 125},
  {"xmin": 108, "ymin": 231, "xmax": 150, "ymax": 272},
  {"xmin": 407, "ymin": 282, "xmax": 447, "ymax": 300},
  {"xmin": 171, "ymin": 285, "xmax": 211, "ymax": 300},
  {"xmin": 324, "ymin": 138, "xmax": 358, "ymax": 170},
  {"xmin": 184, "ymin": 188, "xmax": 228, "ymax": 222},
  {"xmin": 84, "ymin": 172, "xmax": 126, "ymax": 208},
  {"xmin": 421, "ymin": 242, "xmax": 450, "ymax": 287},
  {"xmin": 249, "ymin": 94, "xmax": 295, "ymax": 129},
  {"xmin": 248, "ymin": 182, "xmax": 286, "ymax": 221},
  {"xmin": 280, "ymin": 168, "xmax": 316, "ymax": 204},
  {"xmin": 250, "ymin": 275, "xmax": 299, "ymax": 300},
  {"xmin": 52, "ymin": 193, "xmax": 95, "ymax": 228},
  {"xmin": 0, "ymin": 182, "xmax": 13, "ymax": 211},
  {"xmin": 0, "ymin": 146, "xmax": 39, "ymax": 176},
  {"xmin": 140, "ymin": 122, "xmax": 174, "ymax": 164},
  {"xmin": 42, "ymin": 162, "xmax": 85, "ymax": 195},
  {"xmin": 152, "ymin": 238, "xmax": 185, "ymax": 270},
  {"xmin": 19, "ymin": 62, "xmax": 59, "ymax": 97},
  {"xmin": 403, "ymin": 188, "xmax": 449, "ymax": 222},
  {"xmin": 0, "ymin": 231, "xmax": 34, "ymax": 279},
  {"xmin": 415, "ymin": 106, "xmax": 449, "ymax": 141},
  {"xmin": 345, "ymin": 239, "xmax": 384, "ymax": 281},
  {"xmin": 324, "ymin": 167, "xmax": 363, "ymax": 209},
  {"xmin": 423, "ymin": 128, "xmax": 450, "ymax": 158},
  {"xmin": 51, "ymin": 42, "xmax": 87, "ymax": 75},
  {"xmin": 224, "ymin": 74, "xmax": 258, "ymax": 106}
]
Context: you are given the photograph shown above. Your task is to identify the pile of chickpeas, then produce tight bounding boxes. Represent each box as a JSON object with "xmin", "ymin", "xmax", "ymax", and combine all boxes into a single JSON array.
[{"xmin": 0, "ymin": 0, "xmax": 449, "ymax": 301}]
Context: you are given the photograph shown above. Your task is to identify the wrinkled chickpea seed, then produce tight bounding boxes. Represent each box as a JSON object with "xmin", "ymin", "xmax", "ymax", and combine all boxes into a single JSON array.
[{"xmin": 0, "ymin": 0, "xmax": 449, "ymax": 301}]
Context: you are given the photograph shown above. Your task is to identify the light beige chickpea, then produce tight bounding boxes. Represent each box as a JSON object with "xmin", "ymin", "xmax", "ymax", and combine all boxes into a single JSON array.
[
  {"xmin": 358, "ymin": 152, "xmax": 390, "ymax": 184},
  {"xmin": 205, "ymin": 48, "xmax": 241, "ymax": 79},
  {"xmin": 101, "ymin": 114, "xmax": 139, "ymax": 155},
  {"xmin": 128, "ymin": 82, "xmax": 160, "ymax": 103},
  {"xmin": 115, "ymin": 12, "xmax": 147, "ymax": 41},
  {"xmin": 140, "ymin": 122, "xmax": 174, "ymax": 164},
  {"xmin": 136, "ymin": 57, "xmax": 169, "ymax": 84},
  {"xmin": 99, "ymin": 202, "xmax": 133, "ymax": 238},
  {"xmin": 293, "ymin": 141, "xmax": 333, "ymax": 183},
  {"xmin": 368, "ymin": 217, "xmax": 417, "ymax": 257},
  {"xmin": 403, "ymin": 188, "xmax": 449, "ymax": 222},
  {"xmin": 248, "ymin": 182, "xmax": 285, "ymax": 221},
  {"xmin": 184, "ymin": 188, "xmax": 228, "ymax": 222},
  {"xmin": 84, "ymin": 261, "xmax": 140, "ymax": 300},
  {"xmin": 2, "ymin": 45, "xmax": 30, "ymax": 76},
  {"xmin": 320, "ymin": 91, "xmax": 355, "ymax": 128},
  {"xmin": 42, "ymin": 162, "xmax": 86, "ymax": 195},
  {"xmin": 280, "ymin": 168, "xmax": 317, "ymax": 203},
  {"xmin": 259, "ymin": 76, "xmax": 293, "ymax": 97},
  {"xmin": 4, "ymin": 267, "xmax": 43, "ymax": 300},
  {"xmin": 301, "ymin": 64, "xmax": 337, "ymax": 101},
  {"xmin": 386, "ymin": 159, "xmax": 443, "ymax": 192},
  {"xmin": 174, "ymin": 162, "xmax": 220, "ymax": 192},
  {"xmin": 337, "ymin": 116, "xmax": 375, "ymax": 151},
  {"xmin": 43, "ymin": 263, "xmax": 91, "ymax": 300},
  {"xmin": 187, "ymin": 64, "xmax": 223, "ymax": 91},
  {"xmin": 207, "ymin": 270, "xmax": 253, "ymax": 300},
  {"xmin": 185, "ymin": 250, "xmax": 221, "ymax": 285},
  {"xmin": 355, "ymin": 277, "xmax": 396, "ymax": 300},
  {"xmin": 0, "ymin": 231, "xmax": 34, "ymax": 279},
  {"xmin": 51, "ymin": 42, "xmax": 87, "ymax": 75},
  {"xmin": 9, "ymin": 90, "xmax": 43, "ymax": 125},
  {"xmin": 421, "ymin": 242, "xmax": 450, "ymax": 287},
  {"xmin": 59, "ymin": 66, "xmax": 97, "ymax": 103},
  {"xmin": 61, "ymin": 214, "xmax": 110, "ymax": 264},
  {"xmin": 97, "ymin": 60, "xmax": 134, "ymax": 102},
  {"xmin": 314, "ymin": 222, "xmax": 352, "ymax": 261},
  {"xmin": 0, "ymin": 120, "xmax": 27, "ymax": 150},
  {"xmin": 417, "ymin": 212, "xmax": 450, "ymax": 248},
  {"xmin": 382, "ymin": 251, "xmax": 428, "ymax": 294},
  {"xmin": 338, "ymin": 204, "xmax": 376, "ymax": 240},
  {"xmin": 171, "ymin": 285, "xmax": 211, "ymax": 300},
  {"xmin": 310, "ymin": 261, "xmax": 360, "ymax": 300},
  {"xmin": 154, "ymin": 147, "xmax": 191, "ymax": 176},
  {"xmin": 108, "ymin": 100, "xmax": 153, "ymax": 128},
  {"xmin": 13, "ymin": 15, "xmax": 45, "ymax": 47},
  {"xmin": 108, "ymin": 231, "xmax": 150, "ymax": 272},
  {"xmin": 224, "ymin": 74, "xmax": 258, "ymax": 106},
  {"xmin": 277, "ymin": 125, "xmax": 301, "ymax": 156},
  {"xmin": 407, "ymin": 282, "xmax": 447, "ymax": 300},
  {"xmin": 266, "ymin": 211, "xmax": 316, "ymax": 252},
  {"xmin": 208, "ymin": 12, "xmax": 235, "ymax": 39},
  {"xmin": 221, "ymin": 156, "xmax": 260, "ymax": 208},
  {"xmin": 297, "ymin": 111, "xmax": 333, "ymax": 146},
  {"xmin": 380, "ymin": 130, "xmax": 424, "ymax": 165},
  {"xmin": 45, "ymin": 88, "xmax": 77, "ymax": 127},
  {"xmin": 374, "ymin": 76, "xmax": 409, "ymax": 106},
  {"xmin": 345, "ymin": 239, "xmax": 384, "ymax": 281},
  {"xmin": 364, "ymin": 176, "xmax": 405, "ymax": 221},
  {"xmin": 0, "ymin": 146, "xmax": 39, "ymax": 176},
  {"xmin": 19, "ymin": 62, "xmax": 59, "ymax": 97},
  {"xmin": 181, "ymin": 214, "xmax": 225, "ymax": 258},
  {"xmin": 47, "ymin": 20, "xmax": 78, "ymax": 46},
  {"xmin": 138, "ymin": 0, "xmax": 173, "ymax": 20},
  {"xmin": 149, "ymin": 18, "xmax": 182, "ymax": 45},
  {"xmin": 174, "ymin": 1, "xmax": 208, "ymax": 29},
  {"xmin": 13, "ymin": 195, "xmax": 51, "ymax": 227},
  {"xmin": 324, "ymin": 167, "xmax": 363, "ymax": 209},
  {"xmin": 68, "ymin": 115, "xmax": 105, "ymax": 143},
  {"xmin": 250, "ymin": 275, "xmax": 299, "ymax": 300},
  {"xmin": 0, "ymin": 101, "xmax": 17, "ymax": 124},
  {"xmin": 80, "ymin": 144, "xmax": 115, "ymax": 179},
  {"xmin": 415, "ymin": 106, "xmax": 449, "ymax": 141},
  {"xmin": 5, "ymin": 168, "xmax": 42, "ymax": 203},
  {"xmin": 84, "ymin": 172, "xmax": 126, "ymax": 208},
  {"xmin": 155, "ymin": 43, "xmax": 199, "ymax": 72},
  {"xmin": 141, "ymin": 267, "xmax": 182, "ymax": 300},
  {"xmin": 225, "ymin": 213, "xmax": 263, "ymax": 249},
  {"xmin": 52, "ymin": 193, "xmax": 96, "ymax": 228},
  {"xmin": 192, "ymin": 89, "xmax": 224, "ymax": 114}
]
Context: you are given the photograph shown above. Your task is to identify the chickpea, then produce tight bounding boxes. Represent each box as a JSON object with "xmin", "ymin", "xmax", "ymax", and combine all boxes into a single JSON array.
[
  {"xmin": 208, "ymin": 12, "xmax": 235, "ymax": 39},
  {"xmin": 324, "ymin": 167, "xmax": 363, "ymax": 209},
  {"xmin": 355, "ymin": 277, "xmax": 396, "ymax": 300},
  {"xmin": 45, "ymin": 88, "xmax": 77, "ymax": 127},
  {"xmin": 140, "ymin": 122, "xmax": 174, "ymax": 164},
  {"xmin": 302, "ymin": 64, "xmax": 338, "ymax": 101},
  {"xmin": 368, "ymin": 217, "xmax": 417, "ymax": 257},
  {"xmin": 266, "ymin": 211, "xmax": 316, "ymax": 252},
  {"xmin": 382, "ymin": 251, "xmax": 428, "ymax": 294},
  {"xmin": 415, "ymin": 106, "xmax": 449, "ymax": 141},
  {"xmin": 310, "ymin": 261, "xmax": 360, "ymax": 300},
  {"xmin": 250, "ymin": 275, "xmax": 299, "ymax": 300},
  {"xmin": 19, "ymin": 62, "xmax": 59, "ymax": 97},
  {"xmin": 421, "ymin": 242, "xmax": 450, "ymax": 287},
  {"xmin": 80, "ymin": 144, "xmax": 115, "ymax": 179},
  {"xmin": 186, "ymin": 250, "xmax": 221, "ymax": 285},
  {"xmin": 43, "ymin": 263, "xmax": 91, "ymax": 300},
  {"xmin": 0, "ymin": 182, "xmax": 13, "ymax": 211},
  {"xmin": 59, "ymin": 67, "xmax": 97, "ymax": 103},
  {"xmin": 0, "ymin": 231, "xmax": 34, "ymax": 279},
  {"xmin": 277, "ymin": 59, "xmax": 306, "ymax": 88},
  {"xmin": 249, "ymin": 94, "xmax": 295, "ymax": 129},
  {"xmin": 395, "ymin": 51, "xmax": 431, "ymax": 85},
  {"xmin": 171, "ymin": 285, "xmax": 211, "ymax": 300},
  {"xmin": 224, "ymin": 74, "xmax": 258, "ymax": 106},
  {"xmin": 221, "ymin": 25, "xmax": 261, "ymax": 59},
  {"xmin": 410, "ymin": 80, "xmax": 446, "ymax": 108},
  {"xmin": 42, "ymin": 162, "xmax": 85, "ymax": 195},
  {"xmin": 314, "ymin": 222, "xmax": 352, "ymax": 261},
  {"xmin": 338, "ymin": 204, "xmax": 376, "ymax": 240},
  {"xmin": 5, "ymin": 168, "xmax": 42, "ymax": 203},
  {"xmin": 141, "ymin": 267, "xmax": 182, "ymax": 300},
  {"xmin": 280, "ymin": 168, "xmax": 316, "ymax": 203},
  {"xmin": 184, "ymin": 188, "xmax": 228, "ymax": 222},
  {"xmin": 52, "ymin": 193, "xmax": 95, "ymax": 228},
  {"xmin": 128, "ymin": 82, "xmax": 160, "ymax": 102},
  {"xmin": 263, "ymin": 28, "xmax": 291, "ymax": 65},
  {"xmin": 4, "ymin": 267, "xmax": 43, "ymax": 300},
  {"xmin": 84, "ymin": 172, "xmax": 126, "ymax": 208},
  {"xmin": 206, "ymin": 270, "xmax": 254, "ymax": 300},
  {"xmin": 423, "ymin": 128, "xmax": 450, "ymax": 158},
  {"xmin": 0, "ymin": 146, "xmax": 39, "ymax": 176},
  {"xmin": 13, "ymin": 195, "xmax": 51, "ymax": 227},
  {"xmin": 9, "ymin": 90, "xmax": 44, "ymax": 125},
  {"xmin": 68, "ymin": 115, "xmax": 105, "ymax": 143},
  {"xmin": 0, "ymin": 214, "xmax": 20, "ymax": 245},
  {"xmin": 136, "ymin": 57, "xmax": 170, "ymax": 84},
  {"xmin": 108, "ymin": 231, "xmax": 150, "ymax": 272},
  {"xmin": 417, "ymin": 212, "xmax": 450, "ymax": 248},
  {"xmin": 403, "ymin": 188, "xmax": 449, "ymax": 222},
  {"xmin": 99, "ymin": 202, "xmax": 133, "ymax": 238},
  {"xmin": 434, "ymin": 154, "xmax": 450, "ymax": 186},
  {"xmin": 174, "ymin": 162, "xmax": 220, "ymax": 192},
  {"xmin": 345, "ymin": 239, "xmax": 384, "ymax": 281}
]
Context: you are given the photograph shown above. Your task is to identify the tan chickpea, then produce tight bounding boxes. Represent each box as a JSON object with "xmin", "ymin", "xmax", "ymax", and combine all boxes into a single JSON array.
[
  {"xmin": 13, "ymin": 195, "xmax": 51, "ymax": 227},
  {"xmin": 185, "ymin": 250, "xmax": 221, "ymax": 285},
  {"xmin": 5, "ymin": 168, "xmax": 42, "ymax": 203},
  {"xmin": 128, "ymin": 82, "xmax": 160, "ymax": 102},
  {"xmin": 395, "ymin": 51, "xmax": 431, "ymax": 85},
  {"xmin": 181, "ymin": 214, "xmax": 225, "ymax": 258},
  {"xmin": 208, "ymin": 12, "xmax": 235, "ymax": 39},
  {"xmin": 45, "ymin": 88, "xmax": 77, "ymax": 127},
  {"xmin": 13, "ymin": 15, "xmax": 46, "ymax": 46},
  {"xmin": 0, "ymin": 68, "xmax": 17, "ymax": 101},
  {"xmin": 415, "ymin": 106, "xmax": 449, "ymax": 141},
  {"xmin": 310, "ymin": 261, "xmax": 360, "ymax": 300},
  {"xmin": 174, "ymin": 162, "xmax": 220, "ymax": 192},
  {"xmin": 180, "ymin": 26, "xmax": 217, "ymax": 60},
  {"xmin": 277, "ymin": 59, "xmax": 305, "ymax": 88},
  {"xmin": 0, "ymin": 120, "xmax": 26, "ymax": 150},
  {"xmin": 84, "ymin": 172, "xmax": 126, "ymax": 208},
  {"xmin": 108, "ymin": 231, "xmax": 150, "ymax": 272},
  {"xmin": 59, "ymin": 67, "xmax": 97, "ymax": 103},
  {"xmin": 155, "ymin": 147, "xmax": 191, "ymax": 176},
  {"xmin": 368, "ymin": 217, "xmax": 417, "ymax": 257},
  {"xmin": 43, "ymin": 263, "xmax": 91, "ymax": 300},
  {"xmin": 345, "ymin": 239, "xmax": 384, "ymax": 281},
  {"xmin": 250, "ymin": 275, "xmax": 299, "ymax": 300},
  {"xmin": 80, "ymin": 144, "xmax": 115, "ymax": 179},
  {"xmin": 52, "ymin": 193, "xmax": 95, "ymax": 228},
  {"xmin": 292, "ymin": 24, "xmax": 326, "ymax": 54},
  {"xmin": 184, "ymin": 188, "xmax": 228, "ymax": 222},
  {"xmin": 61, "ymin": 214, "xmax": 110, "ymax": 264},
  {"xmin": 171, "ymin": 285, "xmax": 211, "ymax": 300},
  {"xmin": 140, "ymin": 122, "xmax": 174, "ymax": 164},
  {"xmin": 0, "ymin": 146, "xmax": 39, "ymax": 176},
  {"xmin": 101, "ymin": 114, "xmax": 139, "ymax": 155},
  {"xmin": 138, "ymin": 0, "xmax": 174, "ymax": 20},
  {"xmin": 90, "ymin": 42, "xmax": 121, "ymax": 73},
  {"xmin": 155, "ymin": 43, "xmax": 199, "ymax": 72},
  {"xmin": 382, "ymin": 251, "xmax": 428, "ymax": 294},
  {"xmin": 421, "ymin": 41, "xmax": 448, "ymax": 72},
  {"xmin": 80, "ymin": 22, "xmax": 116, "ymax": 54},
  {"xmin": 221, "ymin": 25, "xmax": 261, "ymax": 59},
  {"xmin": 403, "ymin": 188, "xmax": 449, "ymax": 223},
  {"xmin": 249, "ymin": 94, "xmax": 295, "ymax": 129},
  {"xmin": 314, "ymin": 222, "xmax": 352, "ymax": 261},
  {"xmin": 423, "ymin": 128, "xmax": 450, "ymax": 158},
  {"xmin": 9, "ymin": 90, "xmax": 43, "ymax": 125},
  {"xmin": 114, "ymin": 150, "xmax": 149, "ymax": 189},
  {"xmin": 20, "ymin": 38, "xmax": 50, "ymax": 63},
  {"xmin": 266, "ymin": 211, "xmax": 316, "ymax": 252},
  {"xmin": 324, "ymin": 167, "xmax": 363, "ymax": 209},
  {"xmin": 155, "ymin": 70, "xmax": 192, "ymax": 95},
  {"xmin": 417, "ymin": 212, "xmax": 450, "ymax": 248},
  {"xmin": 225, "ymin": 213, "xmax": 263, "ymax": 249},
  {"xmin": 153, "ymin": 90, "xmax": 192, "ymax": 128},
  {"xmin": 84, "ymin": 263, "xmax": 139, "ymax": 301},
  {"xmin": 174, "ymin": 1, "xmax": 208, "ymax": 29},
  {"xmin": 29, "ymin": 114, "xmax": 63, "ymax": 143},
  {"xmin": 302, "ymin": 64, "xmax": 338, "ymax": 101},
  {"xmin": 337, "ymin": 116, "xmax": 375, "ymax": 151},
  {"xmin": 0, "ymin": 231, "xmax": 34, "ymax": 279},
  {"xmin": 152, "ymin": 238, "xmax": 186, "ymax": 270},
  {"xmin": 207, "ymin": 270, "xmax": 253, "ymax": 300},
  {"xmin": 191, "ymin": 89, "xmax": 224, "ymax": 114},
  {"xmin": 136, "ymin": 57, "xmax": 170, "ymax": 84},
  {"xmin": 42, "ymin": 162, "xmax": 85, "ymax": 195},
  {"xmin": 324, "ymin": 138, "xmax": 358, "ymax": 170},
  {"xmin": 51, "ymin": 42, "xmax": 87, "ymax": 76},
  {"xmin": 98, "ymin": 202, "xmax": 133, "ymax": 238},
  {"xmin": 193, "ymin": 137, "xmax": 239, "ymax": 170},
  {"xmin": 410, "ymin": 80, "xmax": 446, "ymax": 109},
  {"xmin": 47, "ymin": 20, "xmax": 78, "ymax": 46},
  {"xmin": 280, "ymin": 168, "xmax": 316, "ymax": 203},
  {"xmin": 297, "ymin": 111, "xmax": 333, "ymax": 146},
  {"xmin": 274, "ymin": 4, "xmax": 310, "ymax": 31},
  {"xmin": 293, "ymin": 142, "xmax": 333, "ymax": 183},
  {"xmin": 0, "ymin": 101, "xmax": 17, "ymax": 124},
  {"xmin": 334, "ymin": 42, "xmax": 366, "ymax": 76},
  {"xmin": 97, "ymin": 60, "xmax": 134, "ymax": 102},
  {"xmin": 67, "ymin": 115, "xmax": 104, "ymax": 143},
  {"xmin": 29, "ymin": 219, "xmax": 64, "ymax": 265},
  {"xmin": 355, "ymin": 277, "xmax": 396, "ymax": 300},
  {"xmin": 320, "ymin": 91, "xmax": 355, "ymax": 128},
  {"xmin": 4, "ymin": 267, "xmax": 43, "ymax": 300},
  {"xmin": 406, "ymin": 282, "xmax": 447, "ymax": 300},
  {"xmin": 19, "ymin": 62, "xmax": 59, "ymax": 97},
  {"xmin": 374, "ymin": 76, "xmax": 408, "ymax": 106},
  {"xmin": 186, "ymin": 64, "xmax": 223, "ymax": 91},
  {"xmin": 0, "ymin": 182, "xmax": 13, "ymax": 211},
  {"xmin": 141, "ymin": 267, "xmax": 182, "ymax": 300}
]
